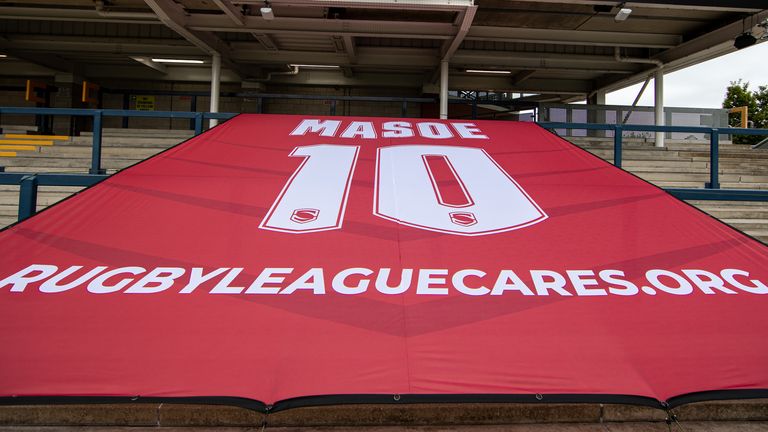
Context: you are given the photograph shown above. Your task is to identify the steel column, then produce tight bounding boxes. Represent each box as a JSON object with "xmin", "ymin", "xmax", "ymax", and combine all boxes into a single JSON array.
[
  {"xmin": 654, "ymin": 69, "xmax": 665, "ymax": 148},
  {"xmin": 122, "ymin": 93, "xmax": 130, "ymax": 128},
  {"xmin": 18, "ymin": 175, "xmax": 39, "ymax": 221},
  {"xmin": 194, "ymin": 112, "xmax": 204, "ymax": 135},
  {"xmin": 209, "ymin": 53, "xmax": 221, "ymax": 128},
  {"xmin": 89, "ymin": 110, "xmax": 105, "ymax": 175},
  {"xmin": 613, "ymin": 125, "xmax": 623, "ymax": 168},
  {"xmin": 707, "ymin": 130, "xmax": 720, "ymax": 189},
  {"xmin": 439, "ymin": 60, "xmax": 449, "ymax": 119}
]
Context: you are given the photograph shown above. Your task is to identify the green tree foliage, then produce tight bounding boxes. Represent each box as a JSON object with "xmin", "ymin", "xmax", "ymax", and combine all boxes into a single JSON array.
[{"xmin": 723, "ymin": 80, "xmax": 768, "ymax": 145}]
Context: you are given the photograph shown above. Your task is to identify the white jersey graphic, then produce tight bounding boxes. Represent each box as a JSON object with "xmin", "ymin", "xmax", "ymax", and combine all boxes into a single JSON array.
[{"xmin": 375, "ymin": 145, "xmax": 546, "ymax": 236}]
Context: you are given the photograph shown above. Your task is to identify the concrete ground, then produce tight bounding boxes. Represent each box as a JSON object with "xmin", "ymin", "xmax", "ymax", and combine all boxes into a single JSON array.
[{"xmin": 2, "ymin": 400, "xmax": 768, "ymax": 430}]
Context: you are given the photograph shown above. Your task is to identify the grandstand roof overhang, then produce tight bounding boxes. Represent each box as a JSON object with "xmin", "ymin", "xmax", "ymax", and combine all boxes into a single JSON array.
[{"xmin": 0, "ymin": 0, "xmax": 766, "ymax": 100}]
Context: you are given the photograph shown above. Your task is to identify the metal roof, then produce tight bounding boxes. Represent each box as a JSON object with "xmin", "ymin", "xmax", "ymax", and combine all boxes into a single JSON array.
[{"xmin": 0, "ymin": 1, "xmax": 766, "ymax": 100}]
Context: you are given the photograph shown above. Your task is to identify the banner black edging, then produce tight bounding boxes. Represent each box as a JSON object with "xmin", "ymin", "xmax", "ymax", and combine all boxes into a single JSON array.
[
  {"xmin": 2, "ymin": 389, "xmax": 768, "ymax": 414},
  {"xmin": 666, "ymin": 389, "xmax": 768, "ymax": 409},
  {"xmin": 267, "ymin": 393, "xmax": 663, "ymax": 412},
  {"xmin": 0, "ymin": 395, "xmax": 266, "ymax": 412}
]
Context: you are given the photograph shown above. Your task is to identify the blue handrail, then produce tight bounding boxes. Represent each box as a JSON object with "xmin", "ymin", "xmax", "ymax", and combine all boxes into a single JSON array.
[
  {"xmin": 537, "ymin": 121, "xmax": 768, "ymax": 191},
  {"xmin": 0, "ymin": 107, "xmax": 237, "ymax": 174}
]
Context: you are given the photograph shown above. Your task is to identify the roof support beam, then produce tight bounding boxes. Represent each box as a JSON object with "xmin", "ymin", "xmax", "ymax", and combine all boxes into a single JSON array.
[
  {"xmin": 187, "ymin": 15, "xmax": 455, "ymax": 39},
  {"xmin": 343, "ymin": 35, "xmax": 357, "ymax": 64},
  {"xmin": 652, "ymin": 9, "xmax": 768, "ymax": 66},
  {"xmin": 130, "ymin": 56, "xmax": 168, "ymax": 74},
  {"xmin": 211, "ymin": 0, "xmax": 245, "ymax": 26},
  {"xmin": 239, "ymin": 0, "xmax": 473, "ymax": 12},
  {"xmin": 523, "ymin": 0, "xmax": 764, "ymax": 12},
  {"xmin": 252, "ymin": 33, "xmax": 279, "ymax": 51},
  {"xmin": 143, "ymin": 0, "xmax": 249, "ymax": 78},
  {"xmin": 143, "ymin": 0, "xmax": 229, "ymax": 56},
  {"xmin": 599, "ymin": 9, "xmax": 768, "ymax": 93},
  {"xmin": 3, "ymin": 34, "xmax": 205, "ymax": 56},
  {"xmin": 466, "ymin": 26, "xmax": 682, "ymax": 49},
  {"xmin": 511, "ymin": 69, "xmax": 536, "ymax": 85},
  {"xmin": 0, "ymin": 6, "xmax": 160, "ymax": 24},
  {"xmin": 441, "ymin": 5, "xmax": 477, "ymax": 61},
  {"xmin": 0, "ymin": 37, "xmax": 75, "ymax": 73}
]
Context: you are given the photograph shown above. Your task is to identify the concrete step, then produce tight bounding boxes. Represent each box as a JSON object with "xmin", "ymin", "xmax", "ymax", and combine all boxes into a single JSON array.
[
  {"xmin": 683, "ymin": 151, "xmax": 768, "ymax": 160},
  {"xmin": 0, "ymin": 124, "xmax": 38, "ymax": 134},
  {"xmin": 666, "ymin": 143, "xmax": 757, "ymax": 151},
  {"xmin": 721, "ymin": 219, "xmax": 768, "ymax": 230},
  {"xmin": 81, "ymin": 128, "xmax": 195, "ymax": 139},
  {"xmin": 621, "ymin": 160, "xmax": 709, "ymax": 169},
  {"xmin": 688, "ymin": 200, "xmax": 768, "ymax": 207},
  {"xmin": 634, "ymin": 172, "xmax": 768, "ymax": 184},
  {"xmin": 71, "ymin": 136, "xmax": 186, "ymax": 148},
  {"xmin": 586, "ymin": 151, "xmax": 691, "ymax": 162},
  {"xmin": 0, "ymin": 156, "xmax": 142, "ymax": 169},
  {"xmin": 0, "ymin": 206, "xmax": 19, "ymax": 217},
  {"xmin": 624, "ymin": 166, "xmax": 767, "ymax": 176},
  {"xmin": 0, "ymin": 185, "xmax": 83, "ymax": 193},
  {"xmin": 37, "ymin": 145, "xmax": 164, "ymax": 159},
  {"xmin": 699, "ymin": 209, "xmax": 768, "ymax": 219},
  {"xmin": 719, "ymin": 183, "xmax": 768, "ymax": 190},
  {"xmin": 0, "ymin": 215, "xmax": 17, "ymax": 228},
  {"xmin": 578, "ymin": 142, "xmax": 759, "ymax": 154}
]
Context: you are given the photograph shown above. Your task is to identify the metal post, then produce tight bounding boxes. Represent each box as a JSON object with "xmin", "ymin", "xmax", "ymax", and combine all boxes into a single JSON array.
[
  {"xmin": 402, "ymin": 101, "xmax": 408, "ymax": 118},
  {"xmin": 471, "ymin": 98, "xmax": 478, "ymax": 120},
  {"xmin": 439, "ymin": 60, "xmax": 449, "ymax": 119},
  {"xmin": 613, "ymin": 125, "xmax": 623, "ymax": 168},
  {"xmin": 330, "ymin": 100, "xmax": 337, "ymax": 116},
  {"xmin": 256, "ymin": 97, "xmax": 263, "ymax": 114},
  {"xmin": 89, "ymin": 110, "xmax": 105, "ymax": 174},
  {"xmin": 122, "ymin": 93, "xmax": 130, "ymax": 129},
  {"xmin": 209, "ymin": 53, "xmax": 221, "ymax": 128},
  {"xmin": 707, "ymin": 129, "xmax": 720, "ymax": 189},
  {"xmin": 189, "ymin": 95, "xmax": 198, "ymax": 130},
  {"xmin": 18, "ymin": 175, "xmax": 39, "ymax": 221},
  {"xmin": 194, "ymin": 112, "xmax": 204, "ymax": 136},
  {"xmin": 654, "ymin": 69, "xmax": 665, "ymax": 148}
]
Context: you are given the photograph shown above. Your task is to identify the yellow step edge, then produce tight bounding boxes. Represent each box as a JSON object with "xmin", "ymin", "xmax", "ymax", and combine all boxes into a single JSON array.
[
  {"xmin": 0, "ymin": 151, "xmax": 17, "ymax": 157},
  {"xmin": 0, "ymin": 139, "xmax": 54, "ymax": 146},
  {"xmin": 4, "ymin": 134, "xmax": 69, "ymax": 141},
  {"xmin": 0, "ymin": 145, "xmax": 37, "ymax": 151},
  {"xmin": 15, "ymin": 140, "xmax": 54, "ymax": 146}
]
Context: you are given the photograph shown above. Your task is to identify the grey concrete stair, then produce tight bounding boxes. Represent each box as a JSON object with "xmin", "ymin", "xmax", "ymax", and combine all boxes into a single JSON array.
[{"xmin": 81, "ymin": 127, "xmax": 196, "ymax": 139}]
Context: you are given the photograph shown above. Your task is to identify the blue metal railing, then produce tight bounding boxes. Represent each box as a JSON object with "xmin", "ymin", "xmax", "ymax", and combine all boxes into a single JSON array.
[
  {"xmin": 537, "ymin": 122, "xmax": 768, "ymax": 201},
  {"xmin": 0, "ymin": 107, "xmax": 236, "ymax": 174},
  {"xmin": 0, "ymin": 107, "xmax": 767, "ymax": 224}
]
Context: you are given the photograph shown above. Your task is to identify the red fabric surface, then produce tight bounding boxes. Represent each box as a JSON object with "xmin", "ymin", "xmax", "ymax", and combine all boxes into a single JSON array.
[{"xmin": 1, "ymin": 114, "xmax": 767, "ymax": 405}]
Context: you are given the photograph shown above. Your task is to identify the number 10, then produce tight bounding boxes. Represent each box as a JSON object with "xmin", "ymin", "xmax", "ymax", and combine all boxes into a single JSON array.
[{"xmin": 260, "ymin": 145, "xmax": 546, "ymax": 236}]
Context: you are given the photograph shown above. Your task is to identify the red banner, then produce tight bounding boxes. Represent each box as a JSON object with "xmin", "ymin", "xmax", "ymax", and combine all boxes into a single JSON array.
[{"xmin": 1, "ymin": 115, "xmax": 767, "ymax": 410}]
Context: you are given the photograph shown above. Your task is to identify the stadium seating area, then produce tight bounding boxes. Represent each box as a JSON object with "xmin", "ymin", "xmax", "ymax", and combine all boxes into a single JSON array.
[{"xmin": 1, "ymin": 126, "xmax": 766, "ymax": 243}]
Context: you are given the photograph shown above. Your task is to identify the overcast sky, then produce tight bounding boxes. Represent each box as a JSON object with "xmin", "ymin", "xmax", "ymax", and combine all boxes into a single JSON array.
[{"xmin": 606, "ymin": 42, "xmax": 768, "ymax": 109}]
